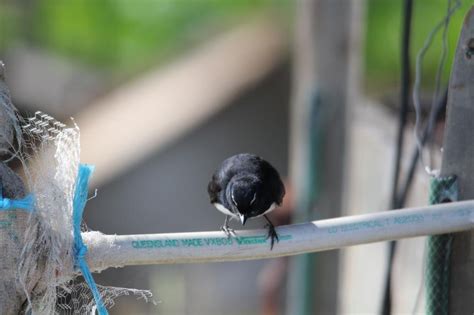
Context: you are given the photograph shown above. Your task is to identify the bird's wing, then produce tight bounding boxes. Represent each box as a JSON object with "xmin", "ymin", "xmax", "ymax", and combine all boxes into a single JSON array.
[
  {"xmin": 207, "ymin": 174, "xmax": 221, "ymax": 204},
  {"xmin": 274, "ymin": 177, "xmax": 285, "ymax": 205},
  {"xmin": 261, "ymin": 159, "xmax": 286, "ymax": 206}
]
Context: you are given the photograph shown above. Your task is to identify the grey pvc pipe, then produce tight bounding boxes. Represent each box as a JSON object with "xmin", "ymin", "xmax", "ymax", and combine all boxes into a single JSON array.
[{"xmin": 83, "ymin": 200, "xmax": 474, "ymax": 272}]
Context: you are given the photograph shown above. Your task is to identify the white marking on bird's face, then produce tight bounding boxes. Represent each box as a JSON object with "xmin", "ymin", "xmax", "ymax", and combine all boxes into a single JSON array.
[
  {"xmin": 213, "ymin": 203, "xmax": 237, "ymax": 217},
  {"xmin": 250, "ymin": 193, "xmax": 257, "ymax": 205},
  {"xmin": 231, "ymin": 192, "xmax": 238, "ymax": 206}
]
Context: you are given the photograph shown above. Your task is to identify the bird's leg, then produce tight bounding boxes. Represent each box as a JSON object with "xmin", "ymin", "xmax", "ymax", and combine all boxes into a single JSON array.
[
  {"xmin": 221, "ymin": 216, "xmax": 235, "ymax": 238},
  {"xmin": 264, "ymin": 215, "xmax": 279, "ymax": 250}
]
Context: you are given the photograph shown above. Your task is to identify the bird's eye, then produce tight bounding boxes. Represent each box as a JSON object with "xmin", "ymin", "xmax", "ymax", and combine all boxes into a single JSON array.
[{"xmin": 250, "ymin": 193, "xmax": 257, "ymax": 205}]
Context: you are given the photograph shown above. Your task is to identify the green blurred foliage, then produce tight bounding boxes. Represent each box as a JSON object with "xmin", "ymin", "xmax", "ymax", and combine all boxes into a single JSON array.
[
  {"xmin": 366, "ymin": 0, "xmax": 472, "ymax": 92},
  {"xmin": 36, "ymin": 0, "xmax": 278, "ymax": 74},
  {"xmin": 0, "ymin": 4, "xmax": 20, "ymax": 50},
  {"xmin": 0, "ymin": 0, "xmax": 472, "ymax": 90}
]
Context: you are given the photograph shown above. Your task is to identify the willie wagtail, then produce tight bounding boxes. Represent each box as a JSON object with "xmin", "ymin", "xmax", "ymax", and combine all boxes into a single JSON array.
[{"xmin": 208, "ymin": 153, "xmax": 285, "ymax": 249}]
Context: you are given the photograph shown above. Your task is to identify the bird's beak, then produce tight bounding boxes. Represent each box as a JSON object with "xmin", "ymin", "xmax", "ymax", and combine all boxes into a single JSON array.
[{"xmin": 239, "ymin": 214, "xmax": 247, "ymax": 225}]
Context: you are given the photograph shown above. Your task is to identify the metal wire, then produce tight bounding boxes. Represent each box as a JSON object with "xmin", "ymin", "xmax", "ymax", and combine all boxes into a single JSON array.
[
  {"xmin": 397, "ymin": 89, "xmax": 447, "ymax": 208},
  {"xmin": 412, "ymin": 0, "xmax": 461, "ymax": 174},
  {"xmin": 383, "ymin": 1, "xmax": 462, "ymax": 314},
  {"xmin": 409, "ymin": 1, "xmax": 461, "ymax": 313}
]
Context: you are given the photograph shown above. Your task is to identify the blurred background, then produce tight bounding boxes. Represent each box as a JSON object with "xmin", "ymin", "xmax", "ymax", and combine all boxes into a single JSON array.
[{"xmin": 0, "ymin": 0, "xmax": 472, "ymax": 314}]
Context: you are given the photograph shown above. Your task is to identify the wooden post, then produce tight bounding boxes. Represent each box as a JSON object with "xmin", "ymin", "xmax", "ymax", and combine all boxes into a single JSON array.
[
  {"xmin": 287, "ymin": 0, "xmax": 363, "ymax": 313},
  {"xmin": 439, "ymin": 6, "xmax": 474, "ymax": 314}
]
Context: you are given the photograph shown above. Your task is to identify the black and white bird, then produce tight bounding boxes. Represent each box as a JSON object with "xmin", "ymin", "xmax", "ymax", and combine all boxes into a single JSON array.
[{"xmin": 208, "ymin": 153, "xmax": 285, "ymax": 249}]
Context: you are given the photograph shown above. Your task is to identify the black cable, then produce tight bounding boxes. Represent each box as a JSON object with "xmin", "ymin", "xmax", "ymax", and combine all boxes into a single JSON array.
[
  {"xmin": 381, "ymin": 0, "xmax": 413, "ymax": 314},
  {"xmin": 391, "ymin": 1, "xmax": 414, "ymax": 210}
]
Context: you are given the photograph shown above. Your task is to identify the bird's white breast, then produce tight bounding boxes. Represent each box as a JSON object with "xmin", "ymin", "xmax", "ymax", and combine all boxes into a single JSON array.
[
  {"xmin": 213, "ymin": 203, "xmax": 237, "ymax": 217},
  {"xmin": 213, "ymin": 202, "xmax": 278, "ymax": 218}
]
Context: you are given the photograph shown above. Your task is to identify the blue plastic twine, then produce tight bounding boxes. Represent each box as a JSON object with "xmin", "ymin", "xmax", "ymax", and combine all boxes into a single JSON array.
[
  {"xmin": 73, "ymin": 164, "xmax": 108, "ymax": 315},
  {"xmin": 0, "ymin": 194, "xmax": 35, "ymax": 212}
]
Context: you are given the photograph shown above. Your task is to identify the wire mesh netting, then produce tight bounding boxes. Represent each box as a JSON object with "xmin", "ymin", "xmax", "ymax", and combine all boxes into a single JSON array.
[
  {"xmin": 56, "ymin": 282, "xmax": 154, "ymax": 314},
  {"xmin": 0, "ymin": 67, "xmax": 154, "ymax": 314},
  {"xmin": 425, "ymin": 176, "xmax": 458, "ymax": 315}
]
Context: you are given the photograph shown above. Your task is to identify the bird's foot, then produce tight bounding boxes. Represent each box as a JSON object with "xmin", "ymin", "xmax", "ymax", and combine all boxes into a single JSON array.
[
  {"xmin": 265, "ymin": 224, "xmax": 279, "ymax": 250},
  {"xmin": 221, "ymin": 225, "xmax": 236, "ymax": 238}
]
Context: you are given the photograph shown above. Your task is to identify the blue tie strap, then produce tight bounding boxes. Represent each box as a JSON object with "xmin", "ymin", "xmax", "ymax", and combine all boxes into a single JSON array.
[
  {"xmin": 73, "ymin": 164, "xmax": 108, "ymax": 315},
  {"xmin": 0, "ymin": 194, "xmax": 35, "ymax": 212}
]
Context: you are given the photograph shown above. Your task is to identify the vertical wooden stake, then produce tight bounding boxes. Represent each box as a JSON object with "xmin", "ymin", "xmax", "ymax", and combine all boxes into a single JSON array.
[
  {"xmin": 439, "ymin": 6, "xmax": 474, "ymax": 314},
  {"xmin": 287, "ymin": 0, "xmax": 363, "ymax": 313}
]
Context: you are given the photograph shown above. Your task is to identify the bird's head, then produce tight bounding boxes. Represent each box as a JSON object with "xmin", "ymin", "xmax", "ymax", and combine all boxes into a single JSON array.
[{"xmin": 226, "ymin": 174, "xmax": 261, "ymax": 225}]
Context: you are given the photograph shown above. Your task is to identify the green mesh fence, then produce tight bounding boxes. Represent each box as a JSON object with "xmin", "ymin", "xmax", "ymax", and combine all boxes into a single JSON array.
[{"xmin": 426, "ymin": 176, "xmax": 458, "ymax": 315}]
